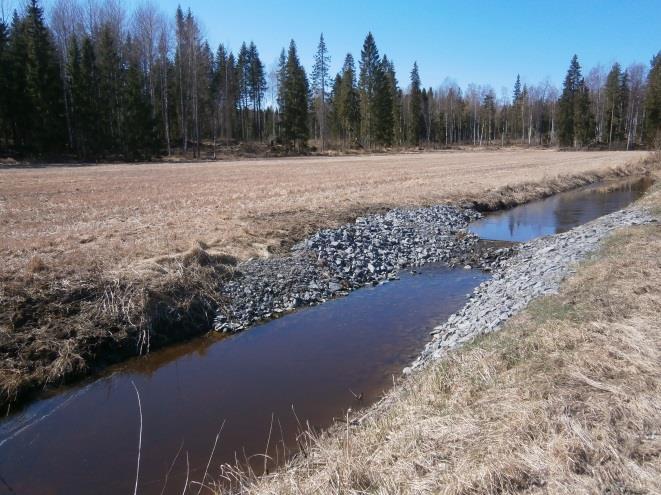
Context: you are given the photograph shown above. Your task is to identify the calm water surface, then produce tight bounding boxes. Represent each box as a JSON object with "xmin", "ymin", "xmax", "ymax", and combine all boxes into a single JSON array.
[
  {"xmin": 469, "ymin": 176, "xmax": 653, "ymax": 242},
  {"xmin": 0, "ymin": 265, "xmax": 486, "ymax": 495}
]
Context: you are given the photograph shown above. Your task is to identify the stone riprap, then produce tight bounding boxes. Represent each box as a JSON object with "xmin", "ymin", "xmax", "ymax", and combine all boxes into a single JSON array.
[
  {"xmin": 406, "ymin": 207, "xmax": 654, "ymax": 372},
  {"xmin": 214, "ymin": 205, "xmax": 509, "ymax": 332},
  {"xmin": 298, "ymin": 206, "xmax": 482, "ymax": 281}
]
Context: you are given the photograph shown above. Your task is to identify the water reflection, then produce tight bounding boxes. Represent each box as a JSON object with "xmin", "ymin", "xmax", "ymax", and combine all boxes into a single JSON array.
[
  {"xmin": 0, "ymin": 265, "xmax": 486, "ymax": 495},
  {"xmin": 469, "ymin": 177, "xmax": 653, "ymax": 242}
]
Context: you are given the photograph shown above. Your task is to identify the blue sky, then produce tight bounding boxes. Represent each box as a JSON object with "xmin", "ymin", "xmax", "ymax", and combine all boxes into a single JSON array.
[
  {"xmin": 12, "ymin": 0, "xmax": 661, "ymax": 96},
  {"xmin": 168, "ymin": 0, "xmax": 659, "ymax": 94}
]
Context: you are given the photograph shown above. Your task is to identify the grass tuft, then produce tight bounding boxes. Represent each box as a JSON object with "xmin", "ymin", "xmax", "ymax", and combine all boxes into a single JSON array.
[{"xmin": 26, "ymin": 255, "xmax": 48, "ymax": 273}]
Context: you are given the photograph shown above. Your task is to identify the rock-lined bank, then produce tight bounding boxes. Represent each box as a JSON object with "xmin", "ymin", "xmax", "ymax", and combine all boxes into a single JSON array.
[
  {"xmin": 406, "ymin": 206, "xmax": 655, "ymax": 372},
  {"xmin": 215, "ymin": 205, "xmax": 511, "ymax": 331}
]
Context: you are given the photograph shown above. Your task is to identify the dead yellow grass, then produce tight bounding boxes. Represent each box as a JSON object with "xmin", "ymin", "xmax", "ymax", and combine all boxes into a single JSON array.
[
  {"xmin": 0, "ymin": 150, "xmax": 656, "ymax": 410},
  {"xmin": 220, "ymin": 178, "xmax": 661, "ymax": 494},
  {"xmin": 0, "ymin": 149, "xmax": 650, "ymax": 282}
]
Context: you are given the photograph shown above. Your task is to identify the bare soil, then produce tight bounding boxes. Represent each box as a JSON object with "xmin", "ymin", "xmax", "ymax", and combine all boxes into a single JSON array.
[{"xmin": 0, "ymin": 150, "xmax": 655, "ymax": 410}]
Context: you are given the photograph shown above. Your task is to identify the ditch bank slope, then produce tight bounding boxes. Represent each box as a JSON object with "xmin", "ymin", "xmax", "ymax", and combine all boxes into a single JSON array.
[
  {"xmin": 408, "ymin": 204, "xmax": 654, "ymax": 371},
  {"xmin": 1, "ymin": 156, "xmax": 658, "ymax": 411}
]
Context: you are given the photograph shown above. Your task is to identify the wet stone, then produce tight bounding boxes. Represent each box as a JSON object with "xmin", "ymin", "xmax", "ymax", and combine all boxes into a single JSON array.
[{"xmin": 214, "ymin": 204, "xmax": 494, "ymax": 332}]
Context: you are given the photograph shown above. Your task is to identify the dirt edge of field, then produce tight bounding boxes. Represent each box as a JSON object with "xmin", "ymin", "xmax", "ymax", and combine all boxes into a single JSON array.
[
  {"xmin": 1, "ymin": 155, "xmax": 659, "ymax": 413},
  {"xmin": 216, "ymin": 171, "xmax": 661, "ymax": 495}
]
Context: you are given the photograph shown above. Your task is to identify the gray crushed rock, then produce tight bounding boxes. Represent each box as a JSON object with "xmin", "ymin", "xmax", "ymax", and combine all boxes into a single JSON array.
[
  {"xmin": 214, "ymin": 205, "xmax": 512, "ymax": 332},
  {"xmin": 405, "ymin": 207, "xmax": 654, "ymax": 373}
]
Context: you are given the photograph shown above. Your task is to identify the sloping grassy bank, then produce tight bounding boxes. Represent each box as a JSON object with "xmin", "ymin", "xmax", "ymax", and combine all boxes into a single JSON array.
[
  {"xmin": 1, "ymin": 156, "xmax": 658, "ymax": 413},
  {"xmin": 220, "ymin": 174, "xmax": 660, "ymax": 494}
]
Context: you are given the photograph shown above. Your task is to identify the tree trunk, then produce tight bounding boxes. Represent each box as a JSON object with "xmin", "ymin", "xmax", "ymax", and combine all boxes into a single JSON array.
[{"xmin": 161, "ymin": 59, "xmax": 171, "ymax": 156}]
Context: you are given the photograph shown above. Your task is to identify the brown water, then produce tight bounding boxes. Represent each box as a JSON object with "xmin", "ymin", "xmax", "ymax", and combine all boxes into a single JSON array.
[
  {"xmin": 0, "ymin": 265, "xmax": 487, "ymax": 495},
  {"xmin": 469, "ymin": 176, "xmax": 653, "ymax": 242}
]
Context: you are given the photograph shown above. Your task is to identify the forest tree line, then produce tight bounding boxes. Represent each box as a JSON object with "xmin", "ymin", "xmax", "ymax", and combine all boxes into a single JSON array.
[{"xmin": 0, "ymin": 0, "xmax": 660, "ymax": 159}]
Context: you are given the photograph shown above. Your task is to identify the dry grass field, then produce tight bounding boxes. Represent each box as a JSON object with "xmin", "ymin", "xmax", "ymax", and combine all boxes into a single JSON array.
[
  {"xmin": 0, "ymin": 149, "xmax": 650, "ymax": 282},
  {"xmin": 220, "ymin": 171, "xmax": 661, "ymax": 495},
  {"xmin": 0, "ymin": 149, "xmax": 655, "ymax": 408}
]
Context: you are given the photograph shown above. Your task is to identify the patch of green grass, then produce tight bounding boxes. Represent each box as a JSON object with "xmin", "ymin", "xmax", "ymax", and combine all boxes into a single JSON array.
[{"xmin": 526, "ymin": 296, "xmax": 578, "ymax": 324}]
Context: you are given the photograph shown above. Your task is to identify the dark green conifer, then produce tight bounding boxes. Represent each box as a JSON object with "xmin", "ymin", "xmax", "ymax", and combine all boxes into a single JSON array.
[
  {"xmin": 558, "ymin": 55, "xmax": 594, "ymax": 147},
  {"xmin": 358, "ymin": 32, "xmax": 380, "ymax": 147},
  {"xmin": 339, "ymin": 53, "xmax": 361, "ymax": 145},
  {"xmin": 409, "ymin": 61, "xmax": 423, "ymax": 146},
  {"xmin": 281, "ymin": 40, "xmax": 309, "ymax": 149},
  {"xmin": 604, "ymin": 63, "xmax": 625, "ymax": 145},
  {"xmin": 644, "ymin": 52, "xmax": 661, "ymax": 146},
  {"xmin": 372, "ymin": 57, "xmax": 394, "ymax": 147},
  {"xmin": 124, "ymin": 37, "xmax": 156, "ymax": 159}
]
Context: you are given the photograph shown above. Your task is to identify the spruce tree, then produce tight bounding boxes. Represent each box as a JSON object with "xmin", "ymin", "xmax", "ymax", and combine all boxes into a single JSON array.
[
  {"xmin": 358, "ymin": 32, "xmax": 380, "ymax": 148},
  {"xmin": 174, "ymin": 6, "xmax": 187, "ymax": 149},
  {"xmin": 574, "ymin": 82, "xmax": 594, "ymax": 146},
  {"xmin": 513, "ymin": 74, "xmax": 522, "ymax": 102},
  {"xmin": 6, "ymin": 11, "xmax": 29, "ymax": 147},
  {"xmin": 211, "ymin": 44, "xmax": 224, "ymax": 144},
  {"xmin": 281, "ymin": 40, "xmax": 309, "ymax": 149},
  {"xmin": 409, "ymin": 62, "xmax": 423, "ymax": 146},
  {"xmin": 124, "ymin": 37, "xmax": 156, "ymax": 159},
  {"xmin": 156, "ymin": 22, "xmax": 173, "ymax": 155},
  {"xmin": 96, "ymin": 23, "xmax": 123, "ymax": 153},
  {"xmin": 512, "ymin": 74, "xmax": 522, "ymax": 139},
  {"xmin": 521, "ymin": 84, "xmax": 529, "ymax": 143},
  {"xmin": 276, "ymin": 48, "xmax": 287, "ymax": 103},
  {"xmin": 66, "ymin": 35, "xmax": 83, "ymax": 155},
  {"xmin": 274, "ymin": 48, "xmax": 287, "ymax": 141},
  {"xmin": 604, "ymin": 62, "xmax": 624, "ymax": 145},
  {"xmin": 0, "ymin": 18, "xmax": 9, "ymax": 145},
  {"xmin": 21, "ymin": 0, "xmax": 65, "ymax": 152},
  {"xmin": 329, "ymin": 73, "xmax": 343, "ymax": 139},
  {"xmin": 383, "ymin": 57, "xmax": 402, "ymax": 146},
  {"xmin": 247, "ymin": 42, "xmax": 267, "ymax": 139},
  {"xmin": 558, "ymin": 55, "xmax": 594, "ymax": 147},
  {"xmin": 237, "ymin": 42, "xmax": 251, "ymax": 139},
  {"xmin": 644, "ymin": 52, "xmax": 661, "ymax": 146},
  {"xmin": 482, "ymin": 91, "xmax": 496, "ymax": 144},
  {"xmin": 372, "ymin": 57, "xmax": 394, "ymax": 147},
  {"xmin": 337, "ymin": 53, "xmax": 360, "ymax": 147},
  {"xmin": 196, "ymin": 41, "xmax": 215, "ymax": 154},
  {"xmin": 558, "ymin": 59, "xmax": 577, "ymax": 147},
  {"xmin": 312, "ymin": 33, "xmax": 331, "ymax": 149},
  {"xmin": 212, "ymin": 43, "xmax": 239, "ymax": 145},
  {"xmin": 421, "ymin": 88, "xmax": 429, "ymax": 143},
  {"xmin": 78, "ymin": 36, "xmax": 100, "ymax": 157},
  {"xmin": 225, "ymin": 51, "xmax": 239, "ymax": 139}
]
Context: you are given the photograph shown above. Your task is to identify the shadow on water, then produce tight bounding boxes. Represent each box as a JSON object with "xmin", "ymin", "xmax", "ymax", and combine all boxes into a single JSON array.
[
  {"xmin": 0, "ymin": 265, "xmax": 487, "ymax": 495},
  {"xmin": 469, "ymin": 176, "xmax": 654, "ymax": 242}
]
